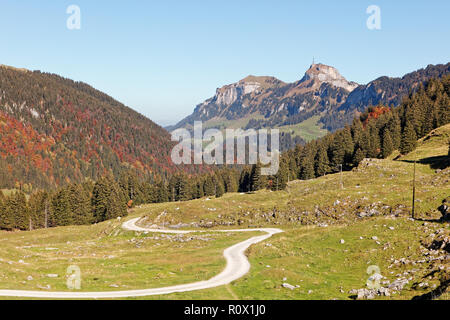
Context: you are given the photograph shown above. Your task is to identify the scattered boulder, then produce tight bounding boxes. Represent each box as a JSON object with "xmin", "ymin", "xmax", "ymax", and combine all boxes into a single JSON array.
[{"xmin": 282, "ymin": 283, "xmax": 296, "ymax": 290}]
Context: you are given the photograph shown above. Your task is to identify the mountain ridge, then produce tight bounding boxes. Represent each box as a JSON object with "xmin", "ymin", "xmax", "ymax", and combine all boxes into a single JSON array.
[
  {"xmin": 0, "ymin": 66, "xmax": 185, "ymax": 189},
  {"xmin": 168, "ymin": 63, "xmax": 358, "ymax": 132},
  {"xmin": 169, "ymin": 62, "xmax": 450, "ymax": 142}
]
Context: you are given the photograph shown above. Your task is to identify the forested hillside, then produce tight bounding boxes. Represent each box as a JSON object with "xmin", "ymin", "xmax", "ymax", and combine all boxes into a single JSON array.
[
  {"xmin": 322, "ymin": 63, "xmax": 450, "ymax": 130},
  {"xmin": 275, "ymin": 75, "xmax": 450, "ymax": 185},
  {"xmin": 0, "ymin": 65, "xmax": 183, "ymax": 189},
  {"xmin": 1, "ymin": 75, "xmax": 448, "ymax": 232}
]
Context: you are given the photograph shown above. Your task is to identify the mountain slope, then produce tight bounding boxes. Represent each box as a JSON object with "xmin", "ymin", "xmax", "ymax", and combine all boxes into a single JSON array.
[
  {"xmin": 169, "ymin": 63, "xmax": 358, "ymax": 133},
  {"xmin": 322, "ymin": 62, "xmax": 450, "ymax": 130},
  {"xmin": 171, "ymin": 62, "xmax": 450, "ymax": 144},
  {"xmin": 0, "ymin": 65, "xmax": 178, "ymax": 189}
]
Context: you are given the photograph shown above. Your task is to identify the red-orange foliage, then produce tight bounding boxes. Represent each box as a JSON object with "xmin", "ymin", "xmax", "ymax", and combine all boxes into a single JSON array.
[{"xmin": 362, "ymin": 106, "xmax": 391, "ymax": 127}]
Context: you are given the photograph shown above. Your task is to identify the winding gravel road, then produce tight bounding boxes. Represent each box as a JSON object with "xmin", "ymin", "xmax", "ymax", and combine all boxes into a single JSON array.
[{"xmin": 0, "ymin": 218, "xmax": 282, "ymax": 299}]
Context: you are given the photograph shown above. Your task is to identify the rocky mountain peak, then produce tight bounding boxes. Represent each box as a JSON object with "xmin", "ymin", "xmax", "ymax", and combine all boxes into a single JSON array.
[
  {"xmin": 213, "ymin": 75, "xmax": 284, "ymax": 106},
  {"xmin": 301, "ymin": 63, "xmax": 358, "ymax": 92}
]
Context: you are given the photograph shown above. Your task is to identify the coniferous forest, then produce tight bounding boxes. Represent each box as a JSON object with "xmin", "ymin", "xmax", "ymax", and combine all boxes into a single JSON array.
[{"xmin": 1, "ymin": 75, "xmax": 448, "ymax": 231}]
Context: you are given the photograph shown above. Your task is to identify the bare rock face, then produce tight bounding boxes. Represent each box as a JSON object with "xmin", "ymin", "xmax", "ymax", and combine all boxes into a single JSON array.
[
  {"xmin": 215, "ymin": 80, "xmax": 262, "ymax": 106},
  {"xmin": 169, "ymin": 64, "xmax": 358, "ymax": 132},
  {"xmin": 301, "ymin": 64, "xmax": 359, "ymax": 92}
]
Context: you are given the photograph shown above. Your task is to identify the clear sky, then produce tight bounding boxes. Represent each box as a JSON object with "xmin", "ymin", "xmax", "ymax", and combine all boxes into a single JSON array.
[{"xmin": 1, "ymin": 1, "xmax": 449, "ymax": 126}]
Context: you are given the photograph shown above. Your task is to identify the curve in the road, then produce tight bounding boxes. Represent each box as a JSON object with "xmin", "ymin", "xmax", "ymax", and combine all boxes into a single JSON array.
[{"xmin": 0, "ymin": 218, "xmax": 283, "ymax": 299}]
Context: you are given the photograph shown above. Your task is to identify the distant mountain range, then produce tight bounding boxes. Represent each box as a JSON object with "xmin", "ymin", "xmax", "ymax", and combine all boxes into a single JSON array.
[
  {"xmin": 0, "ymin": 65, "xmax": 183, "ymax": 189},
  {"xmin": 169, "ymin": 62, "xmax": 450, "ymax": 141}
]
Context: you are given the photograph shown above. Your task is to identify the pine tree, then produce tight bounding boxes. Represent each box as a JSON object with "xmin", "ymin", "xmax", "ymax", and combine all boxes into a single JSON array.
[
  {"xmin": 351, "ymin": 119, "xmax": 364, "ymax": 147},
  {"xmin": 28, "ymin": 190, "xmax": 50, "ymax": 229},
  {"xmin": 250, "ymin": 163, "xmax": 262, "ymax": 191},
  {"xmin": 367, "ymin": 121, "xmax": 381, "ymax": 158},
  {"xmin": 156, "ymin": 181, "xmax": 169, "ymax": 203},
  {"xmin": 315, "ymin": 143, "xmax": 330, "ymax": 176},
  {"xmin": 69, "ymin": 183, "xmax": 93, "ymax": 225},
  {"xmin": 167, "ymin": 176, "xmax": 177, "ymax": 202},
  {"xmin": 0, "ymin": 192, "xmax": 4, "ymax": 228},
  {"xmin": 215, "ymin": 181, "xmax": 225, "ymax": 198},
  {"xmin": 271, "ymin": 159, "xmax": 288, "ymax": 191},
  {"xmin": 329, "ymin": 132, "xmax": 345, "ymax": 170},
  {"xmin": 203, "ymin": 175, "xmax": 216, "ymax": 197},
  {"xmin": 51, "ymin": 187, "xmax": 73, "ymax": 227},
  {"xmin": 238, "ymin": 167, "xmax": 251, "ymax": 193},
  {"xmin": 177, "ymin": 174, "xmax": 191, "ymax": 201},
  {"xmin": 92, "ymin": 176, "xmax": 127, "ymax": 223},
  {"xmin": 400, "ymin": 120, "xmax": 418, "ymax": 155},
  {"xmin": 222, "ymin": 168, "xmax": 238, "ymax": 193},
  {"xmin": 0, "ymin": 193, "xmax": 14, "ymax": 230},
  {"xmin": 381, "ymin": 128, "xmax": 394, "ymax": 158},
  {"xmin": 352, "ymin": 147, "xmax": 366, "ymax": 167},
  {"xmin": 389, "ymin": 111, "xmax": 402, "ymax": 150},
  {"xmin": 296, "ymin": 142, "xmax": 315, "ymax": 180},
  {"xmin": 194, "ymin": 180, "xmax": 204, "ymax": 199}
]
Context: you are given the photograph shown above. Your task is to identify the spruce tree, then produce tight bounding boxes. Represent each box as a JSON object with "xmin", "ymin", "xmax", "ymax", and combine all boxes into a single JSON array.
[
  {"xmin": 203, "ymin": 175, "xmax": 216, "ymax": 197},
  {"xmin": 367, "ymin": 121, "xmax": 381, "ymax": 158},
  {"xmin": 400, "ymin": 120, "xmax": 418, "ymax": 155},
  {"xmin": 315, "ymin": 143, "xmax": 330, "ymax": 176},
  {"xmin": 51, "ymin": 187, "xmax": 73, "ymax": 227},
  {"xmin": 28, "ymin": 190, "xmax": 50, "ymax": 229},
  {"xmin": 156, "ymin": 181, "xmax": 169, "ymax": 203},
  {"xmin": 250, "ymin": 163, "xmax": 262, "ymax": 191},
  {"xmin": 0, "ymin": 193, "xmax": 14, "ymax": 230},
  {"xmin": 215, "ymin": 181, "xmax": 225, "ymax": 198},
  {"xmin": 271, "ymin": 160, "xmax": 288, "ymax": 191},
  {"xmin": 329, "ymin": 132, "xmax": 345, "ymax": 170},
  {"xmin": 70, "ymin": 183, "xmax": 93, "ymax": 225},
  {"xmin": 389, "ymin": 111, "xmax": 402, "ymax": 150},
  {"xmin": 352, "ymin": 147, "xmax": 366, "ymax": 167},
  {"xmin": 381, "ymin": 128, "xmax": 394, "ymax": 158},
  {"xmin": 177, "ymin": 174, "xmax": 191, "ymax": 201},
  {"xmin": 299, "ymin": 146, "xmax": 315, "ymax": 180},
  {"xmin": 238, "ymin": 167, "xmax": 251, "ymax": 193},
  {"xmin": 0, "ymin": 192, "xmax": 7, "ymax": 230}
]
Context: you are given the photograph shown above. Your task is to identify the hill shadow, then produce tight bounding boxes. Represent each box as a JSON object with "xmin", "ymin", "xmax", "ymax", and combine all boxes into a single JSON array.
[
  {"xmin": 412, "ymin": 279, "xmax": 450, "ymax": 300},
  {"xmin": 413, "ymin": 217, "xmax": 447, "ymax": 224},
  {"xmin": 399, "ymin": 155, "xmax": 449, "ymax": 170}
]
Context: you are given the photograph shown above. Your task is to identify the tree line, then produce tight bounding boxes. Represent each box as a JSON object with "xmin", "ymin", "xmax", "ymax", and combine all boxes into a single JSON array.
[{"xmin": 0, "ymin": 176, "xmax": 127, "ymax": 231}]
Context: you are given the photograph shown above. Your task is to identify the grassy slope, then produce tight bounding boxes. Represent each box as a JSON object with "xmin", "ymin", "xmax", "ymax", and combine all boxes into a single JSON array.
[
  {"xmin": 0, "ymin": 124, "xmax": 448, "ymax": 300},
  {"xmin": 202, "ymin": 114, "xmax": 328, "ymax": 143},
  {"xmin": 140, "ymin": 125, "xmax": 450, "ymax": 227},
  {"xmin": 142, "ymin": 216, "xmax": 445, "ymax": 300},
  {"xmin": 277, "ymin": 115, "xmax": 329, "ymax": 142},
  {"xmin": 134, "ymin": 123, "xmax": 450, "ymax": 300},
  {"xmin": 0, "ymin": 207, "xmax": 261, "ymax": 292}
]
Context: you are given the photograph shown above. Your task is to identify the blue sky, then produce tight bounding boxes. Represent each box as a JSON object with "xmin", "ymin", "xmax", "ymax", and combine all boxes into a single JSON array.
[{"xmin": 1, "ymin": 1, "xmax": 449, "ymax": 126}]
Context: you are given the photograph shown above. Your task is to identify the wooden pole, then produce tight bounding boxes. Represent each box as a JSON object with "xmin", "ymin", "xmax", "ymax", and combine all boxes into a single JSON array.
[{"xmin": 412, "ymin": 159, "xmax": 416, "ymax": 219}]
